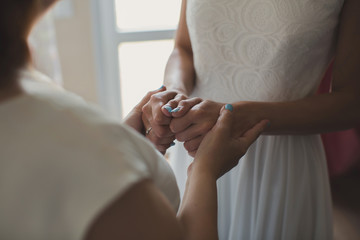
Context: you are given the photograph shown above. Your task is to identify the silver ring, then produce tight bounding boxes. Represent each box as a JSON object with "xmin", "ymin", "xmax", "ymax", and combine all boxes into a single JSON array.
[{"xmin": 145, "ymin": 127, "xmax": 152, "ymax": 135}]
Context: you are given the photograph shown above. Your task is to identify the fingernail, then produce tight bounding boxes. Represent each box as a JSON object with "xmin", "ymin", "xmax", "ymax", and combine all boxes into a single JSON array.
[
  {"xmin": 158, "ymin": 85, "xmax": 165, "ymax": 90},
  {"xmin": 225, "ymin": 104, "xmax": 233, "ymax": 112},
  {"xmin": 267, "ymin": 121, "xmax": 271, "ymax": 128},
  {"xmin": 171, "ymin": 107, "xmax": 181, "ymax": 113},
  {"xmin": 164, "ymin": 106, "xmax": 173, "ymax": 112},
  {"xmin": 170, "ymin": 142, "xmax": 176, "ymax": 147}
]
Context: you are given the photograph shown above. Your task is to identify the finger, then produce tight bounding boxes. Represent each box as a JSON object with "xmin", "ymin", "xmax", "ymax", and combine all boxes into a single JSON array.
[
  {"xmin": 148, "ymin": 91, "xmax": 178, "ymax": 119},
  {"xmin": 143, "ymin": 90, "xmax": 179, "ymax": 114},
  {"xmin": 169, "ymin": 114, "xmax": 194, "ymax": 134},
  {"xmin": 147, "ymin": 131, "xmax": 176, "ymax": 145},
  {"xmin": 151, "ymin": 109, "xmax": 172, "ymax": 125},
  {"xmin": 155, "ymin": 90, "xmax": 179, "ymax": 102},
  {"xmin": 141, "ymin": 114, "xmax": 150, "ymax": 136},
  {"xmin": 142, "ymin": 92, "xmax": 174, "ymax": 126},
  {"xmin": 171, "ymin": 97, "xmax": 202, "ymax": 118},
  {"xmin": 156, "ymin": 142, "xmax": 176, "ymax": 154},
  {"xmin": 162, "ymin": 94, "xmax": 188, "ymax": 117},
  {"xmin": 188, "ymin": 151, "xmax": 196, "ymax": 158},
  {"xmin": 142, "ymin": 112, "xmax": 150, "ymax": 126},
  {"xmin": 156, "ymin": 145, "xmax": 170, "ymax": 154},
  {"xmin": 175, "ymin": 123, "xmax": 210, "ymax": 142},
  {"xmin": 162, "ymin": 101, "xmax": 178, "ymax": 117},
  {"xmin": 241, "ymin": 120, "xmax": 269, "ymax": 147},
  {"xmin": 212, "ymin": 106, "xmax": 234, "ymax": 134},
  {"xmin": 167, "ymin": 93, "xmax": 188, "ymax": 107},
  {"xmin": 183, "ymin": 135, "xmax": 204, "ymax": 153},
  {"xmin": 136, "ymin": 85, "xmax": 167, "ymax": 110},
  {"xmin": 143, "ymin": 112, "xmax": 173, "ymax": 138},
  {"xmin": 150, "ymin": 124, "xmax": 174, "ymax": 138}
]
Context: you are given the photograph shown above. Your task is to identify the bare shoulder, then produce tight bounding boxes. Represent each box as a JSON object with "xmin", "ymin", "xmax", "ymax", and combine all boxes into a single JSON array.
[{"xmin": 85, "ymin": 179, "xmax": 184, "ymax": 240}]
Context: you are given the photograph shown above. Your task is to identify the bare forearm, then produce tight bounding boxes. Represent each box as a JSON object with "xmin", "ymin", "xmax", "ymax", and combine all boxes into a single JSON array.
[
  {"xmin": 178, "ymin": 167, "xmax": 218, "ymax": 240},
  {"xmin": 174, "ymin": 106, "xmax": 268, "ymax": 239},
  {"xmin": 236, "ymin": 91, "xmax": 360, "ymax": 135},
  {"xmin": 164, "ymin": 48, "xmax": 196, "ymax": 96}
]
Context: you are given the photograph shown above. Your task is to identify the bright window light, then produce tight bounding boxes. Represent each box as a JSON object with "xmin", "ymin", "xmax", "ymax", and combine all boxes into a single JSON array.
[
  {"xmin": 119, "ymin": 40, "xmax": 174, "ymax": 116},
  {"xmin": 115, "ymin": 0, "xmax": 181, "ymax": 31}
]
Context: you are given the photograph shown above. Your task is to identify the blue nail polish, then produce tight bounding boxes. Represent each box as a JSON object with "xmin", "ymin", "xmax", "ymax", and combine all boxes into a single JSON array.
[
  {"xmin": 164, "ymin": 106, "xmax": 173, "ymax": 112},
  {"xmin": 170, "ymin": 142, "xmax": 176, "ymax": 147},
  {"xmin": 171, "ymin": 107, "xmax": 181, "ymax": 113},
  {"xmin": 225, "ymin": 104, "xmax": 233, "ymax": 112},
  {"xmin": 158, "ymin": 85, "xmax": 165, "ymax": 90}
]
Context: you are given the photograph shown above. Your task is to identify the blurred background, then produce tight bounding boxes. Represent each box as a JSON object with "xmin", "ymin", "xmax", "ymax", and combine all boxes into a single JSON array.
[{"xmin": 30, "ymin": 0, "xmax": 181, "ymax": 119}]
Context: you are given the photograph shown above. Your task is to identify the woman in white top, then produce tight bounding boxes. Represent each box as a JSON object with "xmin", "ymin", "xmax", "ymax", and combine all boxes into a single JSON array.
[{"xmin": 0, "ymin": 0, "xmax": 268, "ymax": 239}]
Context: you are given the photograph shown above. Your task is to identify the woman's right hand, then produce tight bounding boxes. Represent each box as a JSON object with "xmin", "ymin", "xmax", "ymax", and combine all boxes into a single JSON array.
[
  {"xmin": 192, "ymin": 105, "xmax": 269, "ymax": 179},
  {"xmin": 142, "ymin": 88, "xmax": 188, "ymax": 154}
]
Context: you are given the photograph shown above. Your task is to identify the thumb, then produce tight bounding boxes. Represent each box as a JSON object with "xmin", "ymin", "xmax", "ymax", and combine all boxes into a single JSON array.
[
  {"xmin": 241, "ymin": 120, "xmax": 269, "ymax": 146},
  {"xmin": 212, "ymin": 104, "xmax": 234, "ymax": 134}
]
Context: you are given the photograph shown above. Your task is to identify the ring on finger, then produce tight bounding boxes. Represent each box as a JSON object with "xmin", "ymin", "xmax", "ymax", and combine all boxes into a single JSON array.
[{"xmin": 146, "ymin": 127, "xmax": 152, "ymax": 135}]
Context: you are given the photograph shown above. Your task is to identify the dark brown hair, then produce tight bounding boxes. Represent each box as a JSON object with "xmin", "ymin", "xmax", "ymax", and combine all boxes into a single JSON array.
[{"xmin": 0, "ymin": 0, "xmax": 38, "ymax": 88}]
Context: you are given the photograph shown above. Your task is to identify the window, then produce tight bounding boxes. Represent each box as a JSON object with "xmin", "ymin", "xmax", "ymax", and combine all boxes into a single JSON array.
[{"xmin": 91, "ymin": 0, "xmax": 181, "ymax": 118}]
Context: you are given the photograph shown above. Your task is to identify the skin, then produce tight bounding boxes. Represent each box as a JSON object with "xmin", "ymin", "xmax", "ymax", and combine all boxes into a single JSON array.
[
  {"xmin": 143, "ymin": 0, "xmax": 360, "ymax": 156},
  {"xmin": 91, "ymin": 105, "xmax": 268, "ymax": 240},
  {"xmin": 141, "ymin": 88, "xmax": 180, "ymax": 154},
  {"xmin": 0, "ymin": 83, "xmax": 23, "ymax": 103},
  {"xmin": 0, "ymin": 1, "xmax": 269, "ymax": 239}
]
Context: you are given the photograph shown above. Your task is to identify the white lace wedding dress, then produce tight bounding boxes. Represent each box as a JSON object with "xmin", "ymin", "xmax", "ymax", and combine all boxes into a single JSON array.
[{"xmin": 169, "ymin": 0, "xmax": 345, "ymax": 239}]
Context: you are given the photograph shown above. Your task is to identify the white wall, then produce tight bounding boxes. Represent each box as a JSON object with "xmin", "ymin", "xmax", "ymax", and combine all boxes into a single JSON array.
[{"xmin": 54, "ymin": 0, "xmax": 98, "ymax": 104}]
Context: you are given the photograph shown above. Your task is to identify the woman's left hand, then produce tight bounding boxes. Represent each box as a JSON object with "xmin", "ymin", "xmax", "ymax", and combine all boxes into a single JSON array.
[
  {"xmin": 171, "ymin": 101, "xmax": 265, "ymax": 157},
  {"xmin": 170, "ymin": 100, "xmax": 224, "ymax": 156},
  {"xmin": 192, "ymin": 106, "xmax": 269, "ymax": 179},
  {"xmin": 123, "ymin": 87, "xmax": 167, "ymax": 134}
]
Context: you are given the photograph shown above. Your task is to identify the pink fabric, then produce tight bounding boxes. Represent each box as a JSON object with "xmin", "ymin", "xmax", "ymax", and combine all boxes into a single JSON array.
[{"xmin": 318, "ymin": 63, "xmax": 360, "ymax": 177}]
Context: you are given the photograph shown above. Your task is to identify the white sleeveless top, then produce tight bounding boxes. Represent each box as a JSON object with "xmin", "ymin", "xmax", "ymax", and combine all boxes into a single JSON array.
[
  {"xmin": 187, "ymin": 0, "xmax": 344, "ymax": 102},
  {"xmin": 170, "ymin": 0, "xmax": 344, "ymax": 239},
  {"xmin": 0, "ymin": 69, "xmax": 180, "ymax": 240}
]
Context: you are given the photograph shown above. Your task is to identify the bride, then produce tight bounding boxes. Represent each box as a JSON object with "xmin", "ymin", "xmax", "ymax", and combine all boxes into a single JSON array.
[{"xmin": 142, "ymin": 0, "xmax": 360, "ymax": 239}]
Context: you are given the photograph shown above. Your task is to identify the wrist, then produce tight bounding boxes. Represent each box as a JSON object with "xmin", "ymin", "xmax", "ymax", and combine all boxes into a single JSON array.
[
  {"xmin": 164, "ymin": 81, "xmax": 193, "ymax": 96},
  {"xmin": 170, "ymin": 87, "xmax": 190, "ymax": 97},
  {"xmin": 232, "ymin": 101, "xmax": 253, "ymax": 111},
  {"xmin": 233, "ymin": 101, "xmax": 264, "ymax": 121},
  {"xmin": 189, "ymin": 160, "xmax": 219, "ymax": 181},
  {"xmin": 232, "ymin": 101, "xmax": 274, "ymax": 133}
]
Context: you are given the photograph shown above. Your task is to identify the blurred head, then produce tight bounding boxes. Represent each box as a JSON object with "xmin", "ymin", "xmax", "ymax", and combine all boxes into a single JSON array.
[{"xmin": 0, "ymin": 0, "xmax": 59, "ymax": 88}]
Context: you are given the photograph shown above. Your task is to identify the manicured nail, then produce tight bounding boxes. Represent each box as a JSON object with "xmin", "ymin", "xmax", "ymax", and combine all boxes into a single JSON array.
[
  {"xmin": 171, "ymin": 107, "xmax": 181, "ymax": 113},
  {"xmin": 158, "ymin": 85, "xmax": 165, "ymax": 90},
  {"xmin": 225, "ymin": 104, "xmax": 233, "ymax": 112},
  {"xmin": 164, "ymin": 106, "xmax": 173, "ymax": 112},
  {"xmin": 170, "ymin": 142, "xmax": 176, "ymax": 147}
]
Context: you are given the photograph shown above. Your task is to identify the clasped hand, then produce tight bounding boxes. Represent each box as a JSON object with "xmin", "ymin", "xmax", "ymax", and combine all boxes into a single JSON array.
[{"xmin": 141, "ymin": 87, "xmax": 264, "ymax": 157}]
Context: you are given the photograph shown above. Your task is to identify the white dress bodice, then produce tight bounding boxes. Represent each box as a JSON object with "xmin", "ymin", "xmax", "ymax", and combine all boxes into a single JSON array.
[{"xmin": 187, "ymin": 0, "xmax": 344, "ymax": 102}]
